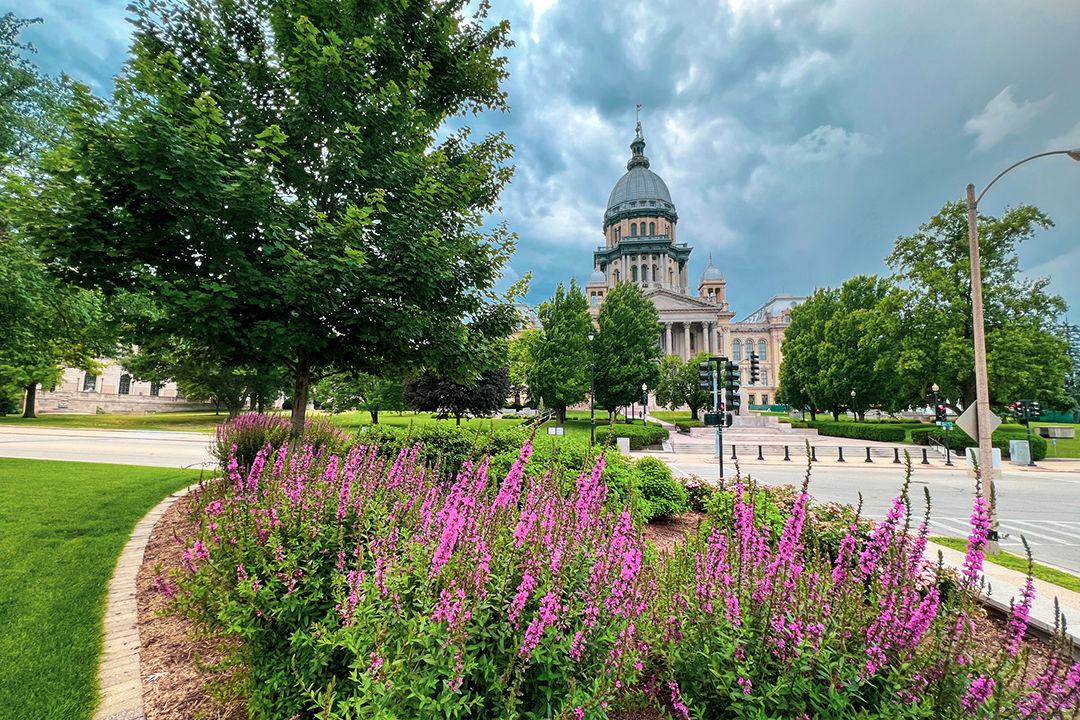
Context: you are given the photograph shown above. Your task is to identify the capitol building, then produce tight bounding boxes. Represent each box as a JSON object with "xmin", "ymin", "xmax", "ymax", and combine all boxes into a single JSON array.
[{"xmin": 584, "ymin": 121, "xmax": 805, "ymax": 408}]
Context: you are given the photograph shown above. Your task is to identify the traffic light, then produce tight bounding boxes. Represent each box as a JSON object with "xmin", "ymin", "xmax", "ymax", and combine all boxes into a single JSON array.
[
  {"xmin": 1029, "ymin": 401, "xmax": 1042, "ymax": 420},
  {"xmin": 699, "ymin": 361, "xmax": 713, "ymax": 392},
  {"xmin": 724, "ymin": 361, "xmax": 741, "ymax": 414},
  {"xmin": 935, "ymin": 404, "xmax": 946, "ymax": 423},
  {"xmin": 749, "ymin": 353, "xmax": 760, "ymax": 385}
]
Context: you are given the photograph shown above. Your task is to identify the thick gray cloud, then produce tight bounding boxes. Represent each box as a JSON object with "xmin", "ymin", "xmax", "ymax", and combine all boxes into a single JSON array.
[{"xmin": 16, "ymin": 0, "xmax": 1080, "ymax": 319}]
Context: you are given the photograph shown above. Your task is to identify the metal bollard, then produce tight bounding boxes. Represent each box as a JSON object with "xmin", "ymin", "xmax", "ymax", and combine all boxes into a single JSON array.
[
  {"xmin": 811, "ymin": 446, "xmax": 818, "ymax": 462},
  {"xmin": 866, "ymin": 447, "xmax": 873, "ymax": 463},
  {"xmin": 921, "ymin": 448, "xmax": 929, "ymax": 465},
  {"xmin": 783, "ymin": 445, "xmax": 791, "ymax": 461},
  {"xmin": 838, "ymin": 446, "xmax": 845, "ymax": 462},
  {"xmin": 731, "ymin": 444, "xmax": 737, "ymax": 460},
  {"xmin": 893, "ymin": 448, "xmax": 901, "ymax": 464},
  {"xmin": 757, "ymin": 444, "xmax": 764, "ymax": 460}
]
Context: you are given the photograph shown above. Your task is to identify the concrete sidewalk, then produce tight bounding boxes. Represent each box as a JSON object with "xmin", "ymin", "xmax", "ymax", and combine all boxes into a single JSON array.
[{"xmin": 926, "ymin": 540, "xmax": 1080, "ymax": 652}]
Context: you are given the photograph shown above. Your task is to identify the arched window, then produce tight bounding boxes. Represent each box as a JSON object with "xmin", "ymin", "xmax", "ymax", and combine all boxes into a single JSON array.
[
  {"xmin": 732, "ymin": 341, "xmax": 741, "ymax": 362},
  {"xmin": 745, "ymin": 340, "xmax": 754, "ymax": 358},
  {"xmin": 590, "ymin": 293, "xmax": 596, "ymax": 306},
  {"xmin": 640, "ymin": 264, "xmax": 647, "ymax": 282},
  {"xmin": 150, "ymin": 381, "xmax": 161, "ymax": 397},
  {"xmin": 758, "ymin": 339, "xmax": 767, "ymax": 361},
  {"xmin": 613, "ymin": 270, "xmax": 619, "ymax": 282},
  {"xmin": 119, "ymin": 374, "xmax": 131, "ymax": 395},
  {"xmin": 649, "ymin": 222, "xmax": 655, "ymax": 235},
  {"xmin": 631, "ymin": 266, "xmax": 638, "ymax": 281},
  {"xmin": 639, "ymin": 222, "xmax": 646, "ymax": 235},
  {"xmin": 615, "ymin": 227, "xmax": 621, "ymax": 241},
  {"xmin": 82, "ymin": 374, "xmax": 96, "ymax": 392},
  {"xmin": 652, "ymin": 265, "xmax": 658, "ymax": 281},
  {"xmin": 631, "ymin": 224, "xmax": 638, "ymax": 236}
]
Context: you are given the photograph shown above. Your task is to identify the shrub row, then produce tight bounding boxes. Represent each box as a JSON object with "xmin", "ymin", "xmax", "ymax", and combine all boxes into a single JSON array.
[
  {"xmin": 674, "ymin": 419, "xmax": 704, "ymax": 433},
  {"xmin": 911, "ymin": 424, "xmax": 1047, "ymax": 460},
  {"xmin": 595, "ymin": 421, "xmax": 669, "ymax": 450},
  {"xmin": 789, "ymin": 419, "xmax": 907, "ymax": 443}
]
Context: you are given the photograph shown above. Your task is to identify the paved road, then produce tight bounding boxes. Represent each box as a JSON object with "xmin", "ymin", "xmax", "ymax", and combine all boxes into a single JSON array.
[
  {"xmin": 0, "ymin": 426, "xmax": 215, "ymax": 469},
  {"xmin": 661, "ymin": 458, "xmax": 1080, "ymax": 575}
]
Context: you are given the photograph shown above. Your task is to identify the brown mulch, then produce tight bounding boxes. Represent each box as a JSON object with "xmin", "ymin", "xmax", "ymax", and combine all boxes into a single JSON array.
[
  {"xmin": 137, "ymin": 494, "xmax": 244, "ymax": 720},
  {"xmin": 135, "ymin": 506, "xmax": 1066, "ymax": 720}
]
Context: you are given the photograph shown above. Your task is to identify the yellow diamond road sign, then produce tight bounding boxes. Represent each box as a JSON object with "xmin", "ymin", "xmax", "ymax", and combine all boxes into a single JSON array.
[{"xmin": 954, "ymin": 405, "xmax": 1001, "ymax": 440}]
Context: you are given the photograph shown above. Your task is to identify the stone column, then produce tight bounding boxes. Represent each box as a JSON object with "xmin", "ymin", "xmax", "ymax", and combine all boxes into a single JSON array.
[
  {"xmin": 664, "ymin": 323, "xmax": 672, "ymax": 356},
  {"xmin": 706, "ymin": 322, "xmax": 714, "ymax": 354},
  {"xmin": 683, "ymin": 323, "xmax": 691, "ymax": 360}
]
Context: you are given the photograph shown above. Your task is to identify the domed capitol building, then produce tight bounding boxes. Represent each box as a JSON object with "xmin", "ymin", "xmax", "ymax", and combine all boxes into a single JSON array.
[{"xmin": 583, "ymin": 121, "xmax": 806, "ymax": 408}]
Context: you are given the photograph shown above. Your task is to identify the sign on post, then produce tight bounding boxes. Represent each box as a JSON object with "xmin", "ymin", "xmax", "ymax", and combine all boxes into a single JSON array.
[{"xmin": 954, "ymin": 405, "xmax": 1000, "ymax": 440}]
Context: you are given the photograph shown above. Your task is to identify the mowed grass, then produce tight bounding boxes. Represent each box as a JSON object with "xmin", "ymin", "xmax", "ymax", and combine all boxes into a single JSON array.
[
  {"xmin": 0, "ymin": 410, "xmax": 229, "ymax": 433},
  {"xmin": 928, "ymin": 536, "xmax": 1080, "ymax": 594},
  {"xmin": 0, "ymin": 459, "xmax": 206, "ymax": 720},
  {"xmin": 1031, "ymin": 423, "xmax": 1080, "ymax": 458}
]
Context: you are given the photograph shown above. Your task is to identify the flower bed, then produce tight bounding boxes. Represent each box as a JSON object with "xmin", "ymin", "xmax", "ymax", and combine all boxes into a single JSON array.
[{"xmin": 160, "ymin": 417, "xmax": 1080, "ymax": 719}]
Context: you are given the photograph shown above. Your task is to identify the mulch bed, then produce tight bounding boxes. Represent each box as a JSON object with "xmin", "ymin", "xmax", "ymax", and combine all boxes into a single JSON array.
[{"xmin": 135, "ymin": 504, "xmax": 1062, "ymax": 720}]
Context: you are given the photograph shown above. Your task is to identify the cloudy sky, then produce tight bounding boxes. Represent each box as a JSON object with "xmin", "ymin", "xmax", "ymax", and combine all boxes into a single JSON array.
[{"xmin": 15, "ymin": 0, "xmax": 1080, "ymax": 319}]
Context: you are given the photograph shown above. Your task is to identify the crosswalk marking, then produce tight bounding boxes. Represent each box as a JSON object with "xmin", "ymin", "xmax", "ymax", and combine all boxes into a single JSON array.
[{"xmin": 927, "ymin": 517, "xmax": 1080, "ymax": 547}]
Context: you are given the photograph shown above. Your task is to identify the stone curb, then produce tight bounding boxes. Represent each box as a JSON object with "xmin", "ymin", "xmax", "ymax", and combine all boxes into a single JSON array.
[{"xmin": 93, "ymin": 484, "xmax": 200, "ymax": 720}]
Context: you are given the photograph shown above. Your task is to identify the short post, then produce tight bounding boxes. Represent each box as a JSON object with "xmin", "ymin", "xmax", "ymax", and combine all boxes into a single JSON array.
[
  {"xmin": 944, "ymin": 424, "xmax": 954, "ymax": 466},
  {"xmin": 921, "ymin": 448, "xmax": 929, "ymax": 465},
  {"xmin": 783, "ymin": 445, "xmax": 791, "ymax": 461},
  {"xmin": 757, "ymin": 444, "xmax": 764, "ymax": 460},
  {"xmin": 865, "ymin": 447, "xmax": 873, "ymax": 463},
  {"xmin": 811, "ymin": 446, "xmax": 818, "ymax": 462},
  {"xmin": 837, "ymin": 446, "xmax": 845, "ymax": 462},
  {"xmin": 731, "ymin": 444, "xmax": 737, "ymax": 460},
  {"xmin": 893, "ymin": 448, "xmax": 901, "ymax": 464}
]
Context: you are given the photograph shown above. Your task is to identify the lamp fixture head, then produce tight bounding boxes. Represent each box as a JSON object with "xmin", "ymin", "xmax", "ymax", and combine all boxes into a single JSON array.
[
  {"xmin": 932, "ymin": 383, "xmax": 939, "ymax": 392},
  {"xmin": 1068, "ymin": 149, "xmax": 1080, "ymax": 162}
]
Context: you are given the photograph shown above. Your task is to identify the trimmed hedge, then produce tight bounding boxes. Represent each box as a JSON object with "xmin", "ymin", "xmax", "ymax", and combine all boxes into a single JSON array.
[
  {"xmin": 596, "ymin": 421, "xmax": 669, "ymax": 450},
  {"xmin": 788, "ymin": 420, "xmax": 906, "ymax": 443},
  {"xmin": 911, "ymin": 424, "xmax": 1047, "ymax": 461},
  {"xmin": 674, "ymin": 420, "xmax": 705, "ymax": 433}
]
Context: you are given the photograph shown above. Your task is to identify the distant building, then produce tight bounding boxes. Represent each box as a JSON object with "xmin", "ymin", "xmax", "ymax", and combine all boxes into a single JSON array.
[
  {"xmin": 34, "ymin": 362, "xmax": 214, "ymax": 415},
  {"xmin": 583, "ymin": 121, "xmax": 806, "ymax": 408}
]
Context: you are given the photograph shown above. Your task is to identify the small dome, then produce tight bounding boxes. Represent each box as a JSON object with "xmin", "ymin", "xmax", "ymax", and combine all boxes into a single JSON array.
[
  {"xmin": 588, "ymin": 268, "xmax": 606, "ymax": 285},
  {"xmin": 700, "ymin": 255, "xmax": 724, "ymax": 284}
]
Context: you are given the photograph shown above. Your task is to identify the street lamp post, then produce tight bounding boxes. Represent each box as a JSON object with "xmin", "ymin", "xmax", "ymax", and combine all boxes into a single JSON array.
[
  {"xmin": 588, "ymin": 330, "xmax": 596, "ymax": 447},
  {"xmin": 932, "ymin": 382, "xmax": 953, "ymax": 466},
  {"xmin": 641, "ymin": 382, "xmax": 648, "ymax": 426},
  {"xmin": 966, "ymin": 148, "xmax": 1080, "ymax": 552},
  {"xmin": 850, "ymin": 389, "xmax": 856, "ymax": 422}
]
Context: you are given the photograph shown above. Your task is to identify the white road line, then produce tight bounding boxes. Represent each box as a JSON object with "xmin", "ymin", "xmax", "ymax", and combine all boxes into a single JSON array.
[{"xmin": 1007, "ymin": 520, "xmax": 1080, "ymax": 544}]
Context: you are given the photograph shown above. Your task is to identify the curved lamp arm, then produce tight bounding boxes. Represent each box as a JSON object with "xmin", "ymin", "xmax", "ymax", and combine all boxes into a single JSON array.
[{"xmin": 976, "ymin": 149, "xmax": 1080, "ymax": 206}]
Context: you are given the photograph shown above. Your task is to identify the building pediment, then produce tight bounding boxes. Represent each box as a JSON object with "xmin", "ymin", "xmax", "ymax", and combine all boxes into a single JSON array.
[{"xmin": 645, "ymin": 288, "xmax": 725, "ymax": 312}]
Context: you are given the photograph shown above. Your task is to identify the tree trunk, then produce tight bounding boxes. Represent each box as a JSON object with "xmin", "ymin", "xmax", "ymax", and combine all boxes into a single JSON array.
[
  {"xmin": 213, "ymin": 397, "xmax": 221, "ymax": 415},
  {"xmin": 257, "ymin": 394, "xmax": 265, "ymax": 414},
  {"xmin": 371, "ymin": 408, "xmax": 379, "ymax": 424},
  {"xmin": 556, "ymin": 404, "xmax": 567, "ymax": 425},
  {"xmin": 455, "ymin": 414, "xmax": 462, "ymax": 425},
  {"xmin": 858, "ymin": 411, "xmax": 865, "ymax": 422},
  {"xmin": 22, "ymin": 384, "xmax": 37, "ymax": 419},
  {"xmin": 690, "ymin": 406, "xmax": 700, "ymax": 421},
  {"xmin": 809, "ymin": 407, "xmax": 817, "ymax": 421},
  {"xmin": 290, "ymin": 353, "xmax": 312, "ymax": 436},
  {"xmin": 832, "ymin": 408, "xmax": 840, "ymax": 421}
]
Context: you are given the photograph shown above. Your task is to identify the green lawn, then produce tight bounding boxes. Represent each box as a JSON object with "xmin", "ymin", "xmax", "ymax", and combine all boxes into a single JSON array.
[
  {"xmin": 0, "ymin": 410, "xmax": 229, "ymax": 433},
  {"xmin": 1031, "ymin": 423, "xmax": 1080, "ymax": 458},
  {"xmin": 928, "ymin": 536, "xmax": 1080, "ymax": 594},
  {"xmin": 0, "ymin": 459, "xmax": 206, "ymax": 720}
]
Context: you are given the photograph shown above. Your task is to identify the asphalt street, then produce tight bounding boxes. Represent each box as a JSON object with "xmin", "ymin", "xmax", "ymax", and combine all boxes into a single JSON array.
[
  {"xmin": 0, "ymin": 426, "xmax": 215, "ymax": 469},
  {"xmin": 664, "ymin": 458, "xmax": 1080, "ymax": 575}
]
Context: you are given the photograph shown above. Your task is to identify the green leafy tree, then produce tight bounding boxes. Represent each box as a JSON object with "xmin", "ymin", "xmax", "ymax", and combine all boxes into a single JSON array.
[
  {"xmin": 0, "ymin": 235, "xmax": 111, "ymax": 417},
  {"xmin": 22, "ymin": 0, "xmax": 520, "ymax": 436},
  {"xmin": 886, "ymin": 202, "xmax": 1069, "ymax": 412},
  {"xmin": 654, "ymin": 352, "xmax": 711, "ymax": 420},
  {"xmin": 312, "ymin": 372, "xmax": 403, "ymax": 423},
  {"xmin": 777, "ymin": 287, "xmax": 840, "ymax": 420},
  {"xmin": 531, "ymin": 281, "xmax": 591, "ymax": 424},
  {"xmin": 594, "ymin": 282, "xmax": 661, "ymax": 420},
  {"xmin": 403, "ymin": 367, "xmax": 510, "ymax": 425},
  {"xmin": 507, "ymin": 327, "xmax": 541, "ymax": 409},
  {"xmin": 1061, "ymin": 322, "xmax": 1080, "ymax": 418}
]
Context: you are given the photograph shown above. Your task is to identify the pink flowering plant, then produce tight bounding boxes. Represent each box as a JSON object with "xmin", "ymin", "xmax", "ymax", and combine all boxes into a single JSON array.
[
  {"xmin": 650, "ymin": 459, "xmax": 1080, "ymax": 719},
  {"xmin": 171, "ymin": 430, "xmax": 655, "ymax": 719}
]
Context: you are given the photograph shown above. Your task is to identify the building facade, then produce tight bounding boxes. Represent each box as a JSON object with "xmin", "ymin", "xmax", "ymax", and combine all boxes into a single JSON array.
[
  {"xmin": 32, "ymin": 362, "xmax": 214, "ymax": 414},
  {"xmin": 584, "ymin": 121, "xmax": 805, "ymax": 408}
]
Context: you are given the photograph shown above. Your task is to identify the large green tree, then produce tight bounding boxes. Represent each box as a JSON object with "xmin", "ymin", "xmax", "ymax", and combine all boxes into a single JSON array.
[
  {"xmin": 654, "ymin": 352, "xmax": 711, "ymax": 420},
  {"xmin": 594, "ymin": 282, "xmax": 661, "ymax": 420},
  {"xmin": 312, "ymin": 372, "xmax": 403, "ymax": 423},
  {"xmin": 403, "ymin": 366, "xmax": 509, "ymax": 425},
  {"xmin": 21, "ymin": 0, "xmax": 520, "ymax": 435},
  {"xmin": 530, "ymin": 281, "xmax": 591, "ymax": 424},
  {"xmin": 886, "ymin": 202, "xmax": 1069, "ymax": 412},
  {"xmin": 507, "ymin": 327, "xmax": 541, "ymax": 409},
  {"xmin": 777, "ymin": 287, "xmax": 839, "ymax": 420}
]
